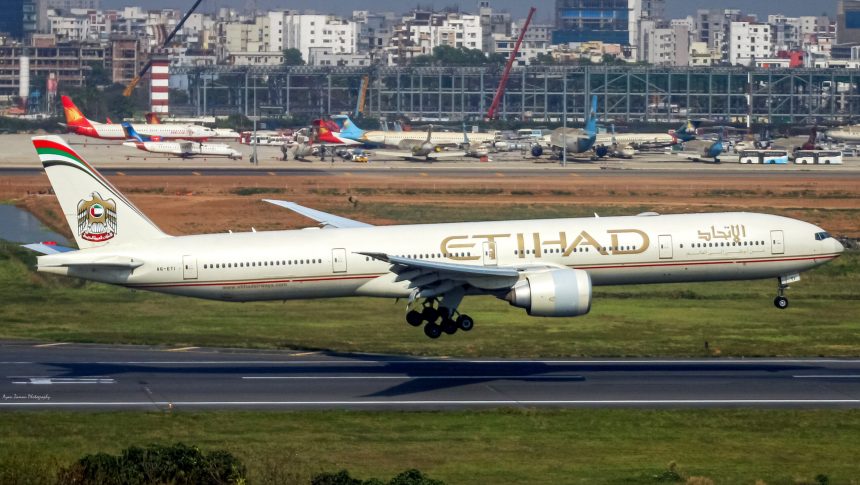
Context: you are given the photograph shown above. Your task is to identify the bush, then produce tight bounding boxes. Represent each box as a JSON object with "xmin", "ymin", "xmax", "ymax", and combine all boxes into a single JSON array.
[
  {"xmin": 56, "ymin": 443, "xmax": 246, "ymax": 485},
  {"xmin": 311, "ymin": 469, "xmax": 444, "ymax": 485}
]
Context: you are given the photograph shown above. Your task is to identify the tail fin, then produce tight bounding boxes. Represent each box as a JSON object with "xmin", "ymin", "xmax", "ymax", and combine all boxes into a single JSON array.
[
  {"xmin": 462, "ymin": 122, "xmax": 470, "ymax": 144},
  {"xmin": 145, "ymin": 112, "xmax": 161, "ymax": 124},
  {"xmin": 331, "ymin": 115, "xmax": 365, "ymax": 140},
  {"xmin": 121, "ymin": 122, "xmax": 147, "ymax": 142},
  {"xmin": 585, "ymin": 95, "xmax": 598, "ymax": 135},
  {"xmin": 32, "ymin": 136, "xmax": 168, "ymax": 249},
  {"xmin": 674, "ymin": 120, "xmax": 698, "ymax": 142},
  {"xmin": 61, "ymin": 95, "xmax": 94, "ymax": 129}
]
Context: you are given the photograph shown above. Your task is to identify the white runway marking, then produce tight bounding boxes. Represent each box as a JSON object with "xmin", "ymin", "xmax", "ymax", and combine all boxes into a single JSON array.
[
  {"xmin": 241, "ymin": 375, "xmax": 585, "ymax": 380},
  {"xmin": 793, "ymin": 375, "xmax": 860, "ymax": 379},
  {"xmin": 9, "ymin": 377, "xmax": 115, "ymax": 385},
  {"xmin": 1, "ymin": 399, "xmax": 858, "ymax": 407},
  {"xmin": 32, "ymin": 342, "xmax": 68, "ymax": 348},
  {"xmin": 164, "ymin": 346, "xmax": 199, "ymax": 352}
]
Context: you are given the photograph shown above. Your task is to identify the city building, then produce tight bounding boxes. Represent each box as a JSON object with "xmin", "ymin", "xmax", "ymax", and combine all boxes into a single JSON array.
[
  {"xmin": 553, "ymin": 0, "xmax": 631, "ymax": 45},
  {"xmin": 728, "ymin": 21, "xmax": 773, "ymax": 66},
  {"xmin": 837, "ymin": 0, "xmax": 860, "ymax": 44}
]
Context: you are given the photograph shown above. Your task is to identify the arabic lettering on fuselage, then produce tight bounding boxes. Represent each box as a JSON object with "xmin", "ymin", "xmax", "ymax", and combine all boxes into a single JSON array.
[{"xmin": 697, "ymin": 224, "xmax": 747, "ymax": 243}]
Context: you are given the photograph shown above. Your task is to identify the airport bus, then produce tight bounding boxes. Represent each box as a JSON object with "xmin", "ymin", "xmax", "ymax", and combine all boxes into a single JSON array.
[
  {"xmin": 793, "ymin": 150, "xmax": 843, "ymax": 164},
  {"xmin": 738, "ymin": 149, "xmax": 790, "ymax": 164}
]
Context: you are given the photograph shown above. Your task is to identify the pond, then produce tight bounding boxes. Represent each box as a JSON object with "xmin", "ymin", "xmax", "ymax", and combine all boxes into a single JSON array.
[{"xmin": 0, "ymin": 204, "xmax": 70, "ymax": 245}]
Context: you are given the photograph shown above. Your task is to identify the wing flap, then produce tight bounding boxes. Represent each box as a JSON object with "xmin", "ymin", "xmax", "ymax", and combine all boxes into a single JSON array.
[{"xmin": 263, "ymin": 200, "xmax": 372, "ymax": 228}]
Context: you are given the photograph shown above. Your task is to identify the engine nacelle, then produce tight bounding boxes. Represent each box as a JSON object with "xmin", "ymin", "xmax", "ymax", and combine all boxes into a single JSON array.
[
  {"xmin": 530, "ymin": 144, "xmax": 544, "ymax": 157},
  {"xmin": 504, "ymin": 269, "xmax": 592, "ymax": 317},
  {"xmin": 594, "ymin": 145, "xmax": 609, "ymax": 158}
]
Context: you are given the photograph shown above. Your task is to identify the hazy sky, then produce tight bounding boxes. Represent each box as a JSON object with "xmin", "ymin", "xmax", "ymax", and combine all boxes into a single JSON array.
[{"xmin": 104, "ymin": 0, "xmax": 835, "ymax": 24}]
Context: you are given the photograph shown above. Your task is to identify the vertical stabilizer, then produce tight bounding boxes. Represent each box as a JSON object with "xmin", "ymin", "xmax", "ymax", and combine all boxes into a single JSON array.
[{"xmin": 32, "ymin": 136, "xmax": 168, "ymax": 249}]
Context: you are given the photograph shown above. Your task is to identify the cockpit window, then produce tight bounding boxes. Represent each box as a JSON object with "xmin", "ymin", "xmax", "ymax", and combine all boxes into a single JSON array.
[{"xmin": 814, "ymin": 231, "xmax": 831, "ymax": 241}]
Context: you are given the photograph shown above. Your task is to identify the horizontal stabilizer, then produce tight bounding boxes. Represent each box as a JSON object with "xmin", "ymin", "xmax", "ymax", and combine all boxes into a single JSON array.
[
  {"xmin": 263, "ymin": 199, "xmax": 372, "ymax": 229},
  {"xmin": 22, "ymin": 243, "xmax": 76, "ymax": 255}
]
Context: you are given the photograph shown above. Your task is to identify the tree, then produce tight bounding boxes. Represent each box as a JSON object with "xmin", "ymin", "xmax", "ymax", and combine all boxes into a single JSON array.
[{"xmin": 283, "ymin": 48, "xmax": 305, "ymax": 66}]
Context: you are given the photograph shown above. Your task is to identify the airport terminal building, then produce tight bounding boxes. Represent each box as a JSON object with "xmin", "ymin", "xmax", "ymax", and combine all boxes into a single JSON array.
[{"xmin": 174, "ymin": 65, "xmax": 860, "ymax": 125}]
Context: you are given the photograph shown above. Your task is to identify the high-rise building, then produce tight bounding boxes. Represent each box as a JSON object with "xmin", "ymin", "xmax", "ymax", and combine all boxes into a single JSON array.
[
  {"xmin": 553, "ymin": 0, "xmax": 631, "ymax": 45},
  {"xmin": 837, "ymin": 0, "xmax": 860, "ymax": 44},
  {"xmin": 0, "ymin": 0, "xmax": 25, "ymax": 39}
]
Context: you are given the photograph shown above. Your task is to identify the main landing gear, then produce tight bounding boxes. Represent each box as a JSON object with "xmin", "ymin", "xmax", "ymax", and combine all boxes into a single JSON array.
[{"xmin": 405, "ymin": 298, "xmax": 474, "ymax": 339}]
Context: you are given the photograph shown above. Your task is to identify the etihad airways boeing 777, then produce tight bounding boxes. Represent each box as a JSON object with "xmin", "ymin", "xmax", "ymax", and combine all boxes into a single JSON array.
[{"xmin": 26, "ymin": 136, "xmax": 843, "ymax": 338}]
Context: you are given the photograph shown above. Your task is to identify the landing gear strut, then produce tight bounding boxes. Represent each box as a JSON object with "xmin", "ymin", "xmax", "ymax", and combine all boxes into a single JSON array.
[
  {"xmin": 774, "ymin": 276, "xmax": 790, "ymax": 309},
  {"xmin": 405, "ymin": 294, "xmax": 473, "ymax": 339}
]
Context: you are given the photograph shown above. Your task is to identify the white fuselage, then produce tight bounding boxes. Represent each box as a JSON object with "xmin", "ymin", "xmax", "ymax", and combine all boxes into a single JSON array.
[
  {"xmin": 363, "ymin": 130, "xmax": 497, "ymax": 147},
  {"xmin": 38, "ymin": 212, "xmax": 842, "ymax": 303},
  {"xmin": 83, "ymin": 121, "xmax": 216, "ymax": 141},
  {"xmin": 123, "ymin": 141, "xmax": 241, "ymax": 159},
  {"xmin": 597, "ymin": 132, "xmax": 676, "ymax": 147},
  {"xmin": 826, "ymin": 126, "xmax": 860, "ymax": 143}
]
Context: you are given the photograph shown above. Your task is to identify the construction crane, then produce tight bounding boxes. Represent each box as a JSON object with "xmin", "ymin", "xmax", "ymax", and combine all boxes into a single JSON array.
[
  {"xmin": 123, "ymin": 0, "xmax": 205, "ymax": 97},
  {"xmin": 354, "ymin": 75, "xmax": 370, "ymax": 117},
  {"xmin": 486, "ymin": 6, "xmax": 536, "ymax": 120}
]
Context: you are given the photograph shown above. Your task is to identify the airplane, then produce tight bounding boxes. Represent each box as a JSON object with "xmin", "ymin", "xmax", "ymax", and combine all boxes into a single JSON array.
[
  {"xmin": 462, "ymin": 123, "xmax": 491, "ymax": 159},
  {"xmin": 281, "ymin": 122, "xmax": 359, "ymax": 161},
  {"xmin": 824, "ymin": 124, "xmax": 860, "ymax": 143},
  {"xmin": 594, "ymin": 120, "xmax": 699, "ymax": 151},
  {"xmin": 61, "ymin": 96, "xmax": 217, "ymax": 141},
  {"xmin": 145, "ymin": 112, "xmax": 240, "ymax": 140},
  {"xmin": 678, "ymin": 134, "xmax": 725, "ymax": 163},
  {"xmin": 372, "ymin": 126, "xmax": 466, "ymax": 161},
  {"xmin": 332, "ymin": 115, "xmax": 498, "ymax": 148},
  {"xmin": 121, "ymin": 122, "xmax": 242, "ymax": 160},
  {"xmin": 24, "ymin": 135, "xmax": 844, "ymax": 338},
  {"xmin": 546, "ymin": 95, "xmax": 599, "ymax": 159}
]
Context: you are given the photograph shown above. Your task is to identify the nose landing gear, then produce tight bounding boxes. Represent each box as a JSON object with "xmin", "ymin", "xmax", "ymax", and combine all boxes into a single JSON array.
[
  {"xmin": 405, "ymin": 295, "xmax": 473, "ymax": 339},
  {"xmin": 774, "ymin": 274, "xmax": 799, "ymax": 310}
]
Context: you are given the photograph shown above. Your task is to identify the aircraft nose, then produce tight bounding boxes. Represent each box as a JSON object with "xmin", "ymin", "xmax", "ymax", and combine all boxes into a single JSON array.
[{"xmin": 833, "ymin": 238, "xmax": 845, "ymax": 254}]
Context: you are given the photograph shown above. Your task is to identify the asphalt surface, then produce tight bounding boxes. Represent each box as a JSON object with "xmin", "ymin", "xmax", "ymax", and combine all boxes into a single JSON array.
[
  {"xmin": 3, "ymin": 165, "xmax": 860, "ymax": 178},
  {"xmin": 2, "ymin": 341, "xmax": 859, "ymax": 410}
]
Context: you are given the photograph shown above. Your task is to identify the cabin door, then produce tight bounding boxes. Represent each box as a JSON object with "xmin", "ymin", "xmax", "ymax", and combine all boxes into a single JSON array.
[
  {"xmin": 658, "ymin": 235, "xmax": 673, "ymax": 259},
  {"xmin": 482, "ymin": 241, "xmax": 498, "ymax": 266},
  {"xmin": 332, "ymin": 248, "xmax": 347, "ymax": 273},
  {"xmin": 770, "ymin": 230, "xmax": 785, "ymax": 255},
  {"xmin": 182, "ymin": 255, "xmax": 198, "ymax": 280}
]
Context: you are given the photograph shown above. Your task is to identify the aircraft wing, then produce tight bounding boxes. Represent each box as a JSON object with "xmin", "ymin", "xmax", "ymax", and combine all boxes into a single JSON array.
[
  {"xmin": 372, "ymin": 150, "xmax": 414, "ymax": 159},
  {"xmin": 359, "ymin": 252, "xmax": 521, "ymax": 297},
  {"xmin": 38, "ymin": 256, "xmax": 144, "ymax": 269},
  {"xmin": 263, "ymin": 199, "xmax": 373, "ymax": 228},
  {"xmin": 428, "ymin": 151, "xmax": 466, "ymax": 159}
]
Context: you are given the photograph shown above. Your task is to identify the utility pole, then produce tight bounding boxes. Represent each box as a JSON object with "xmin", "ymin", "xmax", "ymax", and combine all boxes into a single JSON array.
[
  {"xmin": 562, "ymin": 70, "xmax": 567, "ymax": 168},
  {"xmin": 252, "ymin": 74, "xmax": 258, "ymax": 166}
]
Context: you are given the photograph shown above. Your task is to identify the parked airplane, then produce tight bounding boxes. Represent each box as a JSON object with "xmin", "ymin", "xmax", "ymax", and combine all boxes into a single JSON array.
[
  {"xmin": 145, "ymin": 112, "xmax": 240, "ymax": 140},
  {"xmin": 824, "ymin": 124, "xmax": 860, "ymax": 143},
  {"xmin": 595, "ymin": 120, "xmax": 699, "ymax": 150},
  {"xmin": 61, "ymin": 96, "xmax": 217, "ymax": 141},
  {"xmin": 332, "ymin": 115, "xmax": 498, "ymax": 148},
  {"xmin": 373, "ymin": 126, "xmax": 466, "ymax": 161},
  {"xmin": 121, "ymin": 123, "xmax": 242, "ymax": 160},
  {"xmin": 25, "ymin": 135, "xmax": 843, "ymax": 338},
  {"xmin": 462, "ymin": 123, "xmax": 491, "ymax": 159},
  {"xmin": 547, "ymin": 95, "xmax": 599, "ymax": 158},
  {"xmin": 679, "ymin": 135, "xmax": 725, "ymax": 163}
]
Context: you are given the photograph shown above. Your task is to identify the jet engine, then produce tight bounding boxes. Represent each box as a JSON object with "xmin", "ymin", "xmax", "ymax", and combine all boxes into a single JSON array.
[
  {"xmin": 504, "ymin": 269, "xmax": 592, "ymax": 317},
  {"xmin": 530, "ymin": 144, "xmax": 543, "ymax": 157},
  {"xmin": 594, "ymin": 145, "xmax": 609, "ymax": 158}
]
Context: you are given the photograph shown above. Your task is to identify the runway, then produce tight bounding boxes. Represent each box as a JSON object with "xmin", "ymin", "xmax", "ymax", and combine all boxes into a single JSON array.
[{"xmin": 2, "ymin": 341, "xmax": 859, "ymax": 410}]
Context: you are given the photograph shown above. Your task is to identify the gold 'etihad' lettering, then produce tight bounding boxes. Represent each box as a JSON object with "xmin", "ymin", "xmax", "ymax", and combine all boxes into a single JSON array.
[
  {"xmin": 440, "ymin": 235, "xmax": 480, "ymax": 261},
  {"xmin": 608, "ymin": 229, "xmax": 649, "ymax": 254},
  {"xmin": 442, "ymin": 228, "xmax": 651, "ymax": 259}
]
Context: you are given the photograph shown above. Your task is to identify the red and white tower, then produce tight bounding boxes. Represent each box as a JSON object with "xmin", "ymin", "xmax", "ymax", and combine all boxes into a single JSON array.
[{"xmin": 149, "ymin": 55, "xmax": 169, "ymax": 115}]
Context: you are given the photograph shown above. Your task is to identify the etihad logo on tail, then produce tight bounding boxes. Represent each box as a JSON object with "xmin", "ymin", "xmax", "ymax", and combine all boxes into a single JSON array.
[{"xmin": 77, "ymin": 192, "xmax": 117, "ymax": 242}]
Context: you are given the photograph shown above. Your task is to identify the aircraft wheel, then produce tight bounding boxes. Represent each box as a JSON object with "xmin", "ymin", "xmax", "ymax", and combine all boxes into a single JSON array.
[
  {"xmin": 774, "ymin": 296, "xmax": 789, "ymax": 309},
  {"xmin": 441, "ymin": 318, "xmax": 458, "ymax": 335},
  {"xmin": 424, "ymin": 323, "xmax": 442, "ymax": 339},
  {"xmin": 406, "ymin": 310, "xmax": 423, "ymax": 327},
  {"xmin": 456, "ymin": 314, "xmax": 474, "ymax": 332},
  {"xmin": 421, "ymin": 306, "xmax": 439, "ymax": 324}
]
